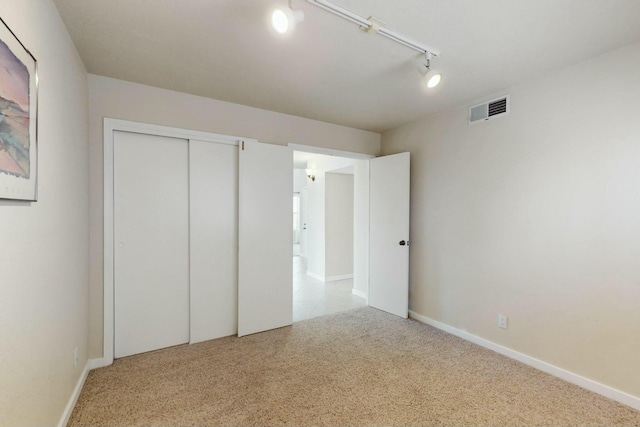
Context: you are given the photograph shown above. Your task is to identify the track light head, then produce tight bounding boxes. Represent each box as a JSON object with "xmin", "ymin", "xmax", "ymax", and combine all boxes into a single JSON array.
[
  {"xmin": 419, "ymin": 52, "xmax": 442, "ymax": 88},
  {"xmin": 272, "ymin": 3, "xmax": 304, "ymax": 34},
  {"xmin": 424, "ymin": 73, "xmax": 442, "ymax": 88}
]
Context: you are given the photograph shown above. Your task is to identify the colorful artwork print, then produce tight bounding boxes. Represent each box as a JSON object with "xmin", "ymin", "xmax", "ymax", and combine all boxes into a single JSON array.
[
  {"xmin": 0, "ymin": 38, "xmax": 30, "ymax": 179},
  {"xmin": 0, "ymin": 17, "xmax": 37, "ymax": 201}
]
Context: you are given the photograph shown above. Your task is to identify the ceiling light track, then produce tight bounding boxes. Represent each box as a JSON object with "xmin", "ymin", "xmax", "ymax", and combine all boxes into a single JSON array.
[
  {"xmin": 307, "ymin": 0, "xmax": 440, "ymax": 57},
  {"xmin": 308, "ymin": 0, "xmax": 369, "ymax": 27}
]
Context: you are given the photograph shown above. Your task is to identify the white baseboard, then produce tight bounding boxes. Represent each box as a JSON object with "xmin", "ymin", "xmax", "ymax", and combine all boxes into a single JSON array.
[
  {"xmin": 307, "ymin": 272, "xmax": 355, "ymax": 283},
  {"xmin": 326, "ymin": 274, "xmax": 353, "ymax": 282},
  {"xmin": 57, "ymin": 361, "xmax": 89, "ymax": 427},
  {"xmin": 88, "ymin": 357, "xmax": 111, "ymax": 370},
  {"xmin": 352, "ymin": 288, "xmax": 367, "ymax": 299},
  {"xmin": 306, "ymin": 271, "xmax": 325, "ymax": 282},
  {"xmin": 57, "ymin": 357, "xmax": 111, "ymax": 427},
  {"xmin": 408, "ymin": 310, "xmax": 640, "ymax": 411}
]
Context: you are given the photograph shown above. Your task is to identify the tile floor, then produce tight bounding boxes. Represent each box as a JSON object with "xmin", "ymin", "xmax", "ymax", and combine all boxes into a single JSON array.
[{"xmin": 293, "ymin": 256, "xmax": 366, "ymax": 322}]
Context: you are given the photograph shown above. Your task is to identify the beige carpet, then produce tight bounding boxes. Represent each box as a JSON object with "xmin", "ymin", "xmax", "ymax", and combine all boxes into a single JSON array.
[{"xmin": 69, "ymin": 308, "xmax": 640, "ymax": 426}]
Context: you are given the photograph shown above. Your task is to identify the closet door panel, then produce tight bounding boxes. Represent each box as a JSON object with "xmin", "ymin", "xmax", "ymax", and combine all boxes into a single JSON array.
[
  {"xmin": 114, "ymin": 131, "xmax": 190, "ymax": 358},
  {"xmin": 238, "ymin": 141, "xmax": 293, "ymax": 337},
  {"xmin": 189, "ymin": 140, "xmax": 238, "ymax": 343}
]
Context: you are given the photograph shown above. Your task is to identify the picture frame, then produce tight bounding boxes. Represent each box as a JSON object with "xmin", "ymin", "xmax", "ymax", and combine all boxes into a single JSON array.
[{"xmin": 0, "ymin": 17, "xmax": 38, "ymax": 201}]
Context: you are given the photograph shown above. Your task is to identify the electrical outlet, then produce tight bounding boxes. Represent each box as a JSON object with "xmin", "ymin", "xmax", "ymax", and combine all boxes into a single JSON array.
[
  {"xmin": 73, "ymin": 347, "xmax": 78, "ymax": 368},
  {"xmin": 498, "ymin": 314, "xmax": 508, "ymax": 329}
]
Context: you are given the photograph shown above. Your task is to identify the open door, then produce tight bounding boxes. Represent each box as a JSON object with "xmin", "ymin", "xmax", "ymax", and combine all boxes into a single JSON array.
[
  {"xmin": 369, "ymin": 152, "xmax": 410, "ymax": 318},
  {"xmin": 238, "ymin": 141, "xmax": 293, "ymax": 336}
]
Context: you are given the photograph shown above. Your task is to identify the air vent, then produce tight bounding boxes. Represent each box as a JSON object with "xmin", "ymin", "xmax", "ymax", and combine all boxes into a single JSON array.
[{"xmin": 469, "ymin": 95, "xmax": 510, "ymax": 124}]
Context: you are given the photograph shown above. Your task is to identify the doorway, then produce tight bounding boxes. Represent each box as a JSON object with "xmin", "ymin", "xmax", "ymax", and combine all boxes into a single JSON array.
[{"xmin": 292, "ymin": 151, "xmax": 367, "ymax": 322}]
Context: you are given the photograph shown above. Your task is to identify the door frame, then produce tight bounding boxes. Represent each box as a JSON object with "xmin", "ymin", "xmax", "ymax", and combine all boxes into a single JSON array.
[
  {"xmin": 102, "ymin": 118, "xmax": 256, "ymax": 366},
  {"xmin": 288, "ymin": 143, "xmax": 375, "ymax": 161},
  {"xmin": 293, "ymin": 192, "xmax": 301, "ymax": 244}
]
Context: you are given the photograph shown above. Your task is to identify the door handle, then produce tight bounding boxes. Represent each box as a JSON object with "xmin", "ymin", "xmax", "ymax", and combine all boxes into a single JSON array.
[{"xmin": 399, "ymin": 240, "xmax": 409, "ymax": 246}]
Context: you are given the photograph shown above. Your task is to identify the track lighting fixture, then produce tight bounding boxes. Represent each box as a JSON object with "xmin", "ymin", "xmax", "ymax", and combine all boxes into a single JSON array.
[
  {"xmin": 425, "ymin": 73, "xmax": 442, "ymax": 88},
  {"xmin": 271, "ymin": 0, "xmax": 443, "ymax": 88},
  {"xmin": 419, "ymin": 52, "xmax": 442, "ymax": 88},
  {"xmin": 272, "ymin": 0, "xmax": 305, "ymax": 34},
  {"xmin": 307, "ymin": 0, "xmax": 440, "ymax": 58},
  {"xmin": 306, "ymin": 0, "xmax": 442, "ymax": 88}
]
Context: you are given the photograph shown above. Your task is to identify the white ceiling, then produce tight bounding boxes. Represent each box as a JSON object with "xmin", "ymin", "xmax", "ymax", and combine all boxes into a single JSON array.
[{"xmin": 53, "ymin": 0, "xmax": 640, "ymax": 133}]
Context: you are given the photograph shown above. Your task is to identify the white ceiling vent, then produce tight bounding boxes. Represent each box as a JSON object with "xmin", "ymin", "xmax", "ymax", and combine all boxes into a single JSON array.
[{"xmin": 469, "ymin": 95, "xmax": 510, "ymax": 124}]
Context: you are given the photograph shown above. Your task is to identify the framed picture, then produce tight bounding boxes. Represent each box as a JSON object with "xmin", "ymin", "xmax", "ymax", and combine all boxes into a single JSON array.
[{"xmin": 0, "ymin": 17, "xmax": 38, "ymax": 201}]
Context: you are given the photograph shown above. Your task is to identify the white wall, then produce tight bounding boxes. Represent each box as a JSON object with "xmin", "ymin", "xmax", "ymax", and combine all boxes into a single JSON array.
[
  {"xmin": 381, "ymin": 41, "xmax": 640, "ymax": 399},
  {"xmin": 325, "ymin": 173, "xmax": 354, "ymax": 279},
  {"xmin": 293, "ymin": 169, "xmax": 307, "ymax": 193},
  {"xmin": 304, "ymin": 155, "xmax": 368, "ymax": 288},
  {"xmin": 0, "ymin": 2, "xmax": 89, "ymax": 425},
  {"xmin": 305, "ymin": 163, "xmax": 326, "ymax": 280},
  {"xmin": 88, "ymin": 75, "xmax": 380, "ymax": 358},
  {"xmin": 305, "ymin": 156, "xmax": 357, "ymax": 280}
]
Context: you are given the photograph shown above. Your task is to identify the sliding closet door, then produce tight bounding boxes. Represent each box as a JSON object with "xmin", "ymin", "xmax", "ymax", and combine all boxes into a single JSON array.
[
  {"xmin": 189, "ymin": 140, "xmax": 238, "ymax": 343},
  {"xmin": 114, "ymin": 131, "xmax": 190, "ymax": 358},
  {"xmin": 238, "ymin": 141, "xmax": 293, "ymax": 336}
]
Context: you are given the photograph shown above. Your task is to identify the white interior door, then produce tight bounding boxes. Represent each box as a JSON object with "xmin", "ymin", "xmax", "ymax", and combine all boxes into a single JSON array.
[
  {"xmin": 189, "ymin": 140, "xmax": 238, "ymax": 344},
  {"xmin": 369, "ymin": 152, "xmax": 410, "ymax": 318},
  {"xmin": 238, "ymin": 140, "xmax": 293, "ymax": 336},
  {"xmin": 114, "ymin": 131, "xmax": 190, "ymax": 358}
]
